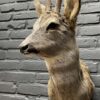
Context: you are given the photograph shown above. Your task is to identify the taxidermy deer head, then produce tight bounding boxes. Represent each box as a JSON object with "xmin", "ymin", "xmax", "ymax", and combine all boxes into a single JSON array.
[{"xmin": 19, "ymin": 0, "xmax": 80, "ymax": 57}]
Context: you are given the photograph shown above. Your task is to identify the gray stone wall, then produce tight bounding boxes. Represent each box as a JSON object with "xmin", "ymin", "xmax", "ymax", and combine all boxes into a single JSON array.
[{"xmin": 0, "ymin": 0, "xmax": 100, "ymax": 100}]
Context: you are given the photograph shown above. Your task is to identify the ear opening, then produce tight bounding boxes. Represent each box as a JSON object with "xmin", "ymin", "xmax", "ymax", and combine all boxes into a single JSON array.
[{"xmin": 64, "ymin": 0, "xmax": 81, "ymax": 20}]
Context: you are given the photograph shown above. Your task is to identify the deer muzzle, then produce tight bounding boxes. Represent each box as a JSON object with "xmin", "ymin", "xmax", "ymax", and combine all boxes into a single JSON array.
[{"xmin": 19, "ymin": 44, "xmax": 39, "ymax": 54}]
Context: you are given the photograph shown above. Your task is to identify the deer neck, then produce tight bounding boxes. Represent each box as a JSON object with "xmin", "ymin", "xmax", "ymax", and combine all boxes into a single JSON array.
[
  {"xmin": 44, "ymin": 48, "xmax": 82, "ymax": 93},
  {"xmin": 45, "ymin": 48, "xmax": 80, "ymax": 74}
]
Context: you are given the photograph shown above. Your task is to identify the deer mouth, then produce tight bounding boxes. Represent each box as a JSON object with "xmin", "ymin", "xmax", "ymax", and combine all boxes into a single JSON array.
[
  {"xmin": 27, "ymin": 47, "xmax": 39, "ymax": 54},
  {"xmin": 20, "ymin": 44, "xmax": 40, "ymax": 55}
]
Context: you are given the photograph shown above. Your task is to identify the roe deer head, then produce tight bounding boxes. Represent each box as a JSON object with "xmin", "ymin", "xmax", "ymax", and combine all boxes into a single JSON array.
[{"xmin": 19, "ymin": 0, "xmax": 80, "ymax": 58}]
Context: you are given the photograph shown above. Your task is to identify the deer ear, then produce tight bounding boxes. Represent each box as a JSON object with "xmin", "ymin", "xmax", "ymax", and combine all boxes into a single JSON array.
[
  {"xmin": 34, "ymin": 0, "xmax": 46, "ymax": 16},
  {"xmin": 64, "ymin": 0, "xmax": 81, "ymax": 20}
]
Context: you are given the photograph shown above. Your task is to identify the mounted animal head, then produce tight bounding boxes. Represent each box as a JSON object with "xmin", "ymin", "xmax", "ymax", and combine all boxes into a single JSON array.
[{"xmin": 19, "ymin": 0, "xmax": 81, "ymax": 57}]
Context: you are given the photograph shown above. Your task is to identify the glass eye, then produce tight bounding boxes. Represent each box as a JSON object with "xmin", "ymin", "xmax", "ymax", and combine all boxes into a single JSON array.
[{"xmin": 46, "ymin": 22, "xmax": 59, "ymax": 30}]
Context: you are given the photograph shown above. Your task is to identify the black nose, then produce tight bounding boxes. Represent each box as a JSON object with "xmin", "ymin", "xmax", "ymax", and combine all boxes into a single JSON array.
[
  {"xmin": 20, "ymin": 45, "xmax": 28, "ymax": 54},
  {"xmin": 19, "ymin": 44, "xmax": 39, "ymax": 54}
]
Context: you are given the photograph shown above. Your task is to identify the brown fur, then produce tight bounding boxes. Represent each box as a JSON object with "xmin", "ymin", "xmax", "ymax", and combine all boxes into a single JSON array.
[{"xmin": 19, "ymin": 0, "xmax": 94, "ymax": 100}]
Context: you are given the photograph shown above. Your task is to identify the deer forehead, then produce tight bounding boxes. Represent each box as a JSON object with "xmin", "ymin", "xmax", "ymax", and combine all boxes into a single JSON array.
[{"xmin": 33, "ymin": 13, "xmax": 60, "ymax": 32}]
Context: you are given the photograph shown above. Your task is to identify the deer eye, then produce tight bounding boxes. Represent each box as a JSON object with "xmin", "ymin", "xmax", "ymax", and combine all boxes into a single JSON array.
[{"xmin": 46, "ymin": 22, "xmax": 59, "ymax": 31}]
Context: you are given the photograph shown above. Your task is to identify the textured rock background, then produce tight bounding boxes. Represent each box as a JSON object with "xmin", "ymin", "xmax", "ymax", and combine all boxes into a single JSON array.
[{"xmin": 0, "ymin": 0, "xmax": 100, "ymax": 100}]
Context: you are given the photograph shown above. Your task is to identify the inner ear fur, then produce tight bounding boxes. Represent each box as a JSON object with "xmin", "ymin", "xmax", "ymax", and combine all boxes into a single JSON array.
[{"xmin": 64, "ymin": 0, "xmax": 81, "ymax": 20}]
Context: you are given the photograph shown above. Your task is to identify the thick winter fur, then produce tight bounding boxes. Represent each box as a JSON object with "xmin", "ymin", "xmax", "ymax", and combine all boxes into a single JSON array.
[{"xmin": 19, "ymin": 0, "xmax": 94, "ymax": 100}]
